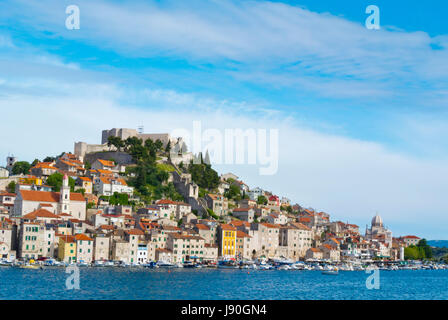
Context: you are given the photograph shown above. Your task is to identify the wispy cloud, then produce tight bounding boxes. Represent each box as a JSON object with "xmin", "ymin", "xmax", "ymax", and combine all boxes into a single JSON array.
[{"xmin": 3, "ymin": 0, "xmax": 448, "ymax": 102}]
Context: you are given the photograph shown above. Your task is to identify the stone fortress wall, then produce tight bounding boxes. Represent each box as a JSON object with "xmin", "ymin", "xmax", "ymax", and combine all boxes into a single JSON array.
[{"xmin": 75, "ymin": 128, "xmax": 177, "ymax": 160}]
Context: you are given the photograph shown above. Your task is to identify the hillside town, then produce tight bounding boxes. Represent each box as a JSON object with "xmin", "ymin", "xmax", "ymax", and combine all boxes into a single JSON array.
[{"xmin": 0, "ymin": 128, "xmax": 426, "ymax": 268}]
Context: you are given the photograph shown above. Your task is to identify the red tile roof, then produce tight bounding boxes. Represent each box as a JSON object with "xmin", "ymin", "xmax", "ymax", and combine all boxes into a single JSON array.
[
  {"xmin": 97, "ymin": 159, "xmax": 115, "ymax": 167},
  {"xmin": 20, "ymin": 190, "xmax": 85, "ymax": 202},
  {"xmin": 22, "ymin": 209, "xmax": 60, "ymax": 220},
  {"xmin": 126, "ymin": 229, "xmax": 145, "ymax": 236},
  {"xmin": 74, "ymin": 234, "xmax": 93, "ymax": 241}
]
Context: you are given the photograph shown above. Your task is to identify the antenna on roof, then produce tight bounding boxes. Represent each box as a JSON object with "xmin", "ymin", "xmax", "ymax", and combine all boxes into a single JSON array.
[{"xmin": 138, "ymin": 126, "xmax": 144, "ymax": 134}]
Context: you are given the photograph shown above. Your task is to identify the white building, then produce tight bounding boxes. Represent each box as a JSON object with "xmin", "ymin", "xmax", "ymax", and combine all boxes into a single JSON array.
[
  {"xmin": 247, "ymin": 187, "xmax": 264, "ymax": 201},
  {"xmin": 94, "ymin": 177, "xmax": 134, "ymax": 196},
  {"xmin": 14, "ymin": 175, "xmax": 86, "ymax": 220}
]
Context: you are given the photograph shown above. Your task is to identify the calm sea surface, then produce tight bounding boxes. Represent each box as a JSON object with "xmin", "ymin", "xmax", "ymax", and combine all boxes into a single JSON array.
[{"xmin": 1, "ymin": 267, "xmax": 447, "ymax": 300}]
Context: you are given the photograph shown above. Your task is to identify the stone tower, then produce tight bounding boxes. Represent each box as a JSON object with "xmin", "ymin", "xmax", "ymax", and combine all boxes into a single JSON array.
[{"xmin": 6, "ymin": 155, "xmax": 16, "ymax": 174}]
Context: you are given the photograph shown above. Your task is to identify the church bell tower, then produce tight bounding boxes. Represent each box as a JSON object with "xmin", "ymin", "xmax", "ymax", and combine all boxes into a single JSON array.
[{"xmin": 59, "ymin": 174, "xmax": 71, "ymax": 214}]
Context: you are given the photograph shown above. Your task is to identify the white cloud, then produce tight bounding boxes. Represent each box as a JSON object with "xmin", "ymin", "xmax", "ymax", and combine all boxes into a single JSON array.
[
  {"xmin": 4, "ymin": 0, "xmax": 448, "ymax": 101},
  {"xmin": 0, "ymin": 80, "xmax": 447, "ymax": 238}
]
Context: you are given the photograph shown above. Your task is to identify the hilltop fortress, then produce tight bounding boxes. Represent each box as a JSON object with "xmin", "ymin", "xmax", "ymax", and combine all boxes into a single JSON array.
[{"xmin": 75, "ymin": 128, "xmax": 193, "ymax": 165}]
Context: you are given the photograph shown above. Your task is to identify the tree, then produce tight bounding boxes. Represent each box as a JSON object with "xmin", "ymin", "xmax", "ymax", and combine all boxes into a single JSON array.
[
  {"xmin": 188, "ymin": 162, "xmax": 219, "ymax": 190},
  {"xmin": 43, "ymin": 156, "xmax": 55, "ymax": 162},
  {"xmin": 257, "ymin": 195, "xmax": 268, "ymax": 205},
  {"xmin": 225, "ymin": 184, "xmax": 241, "ymax": 201},
  {"xmin": 101, "ymin": 192, "xmax": 129, "ymax": 206},
  {"xmin": 31, "ymin": 159, "xmax": 40, "ymax": 167},
  {"xmin": 12, "ymin": 161, "xmax": 31, "ymax": 175},
  {"xmin": 87, "ymin": 202, "xmax": 96, "ymax": 209},
  {"xmin": 165, "ymin": 140, "xmax": 171, "ymax": 153},
  {"xmin": 6, "ymin": 181, "xmax": 16, "ymax": 193},
  {"xmin": 417, "ymin": 239, "xmax": 433, "ymax": 259},
  {"xmin": 404, "ymin": 246, "xmax": 420, "ymax": 260},
  {"xmin": 46, "ymin": 172, "xmax": 75, "ymax": 192},
  {"xmin": 107, "ymin": 136, "xmax": 125, "ymax": 152},
  {"xmin": 154, "ymin": 139, "xmax": 163, "ymax": 152}
]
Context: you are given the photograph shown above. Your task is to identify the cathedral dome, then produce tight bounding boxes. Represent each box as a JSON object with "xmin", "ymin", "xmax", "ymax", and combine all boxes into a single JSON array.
[{"xmin": 371, "ymin": 215, "xmax": 383, "ymax": 227}]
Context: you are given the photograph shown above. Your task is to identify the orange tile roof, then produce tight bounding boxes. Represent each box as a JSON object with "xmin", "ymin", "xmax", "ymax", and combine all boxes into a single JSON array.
[
  {"xmin": 20, "ymin": 190, "xmax": 85, "ymax": 202},
  {"xmin": 22, "ymin": 209, "xmax": 60, "ymax": 220},
  {"xmin": 236, "ymin": 230, "xmax": 251, "ymax": 238},
  {"xmin": 96, "ymin": 169, "xmax": 114, "ymax": 175},
  {"xmin": 156, "ymin": 199, "xmax": 177, "ymax": 205},
  {"xmin": 220, "ymin": 224, "xmax": 237, "ymax": 231},
  {"xmin": 126, "ymin": 229, "xmax": 144, "ymax": 236},
  {"xmin": 97, "ymin": 159, "xmax": 115, "ymax": 167},
  {"xmin": 290, "ymin": 222, "xmax": 311, "ymax": 231},
  {"xmin": 99, "ymin": 177, "xmax": 128, "ymax": 186},
  {"xmin": 60, "ymin": 235, "xmax": 76, "ymax": 243},
  {"xmin": 229, "ymin": 220, "xmax": 250, "ymax": 227},
  {"xmin": 195, "ymin": 224, "xmax": 210, "ymax": 230},
  {"xmin": 74, "ymin": 234, "xmax": 93, "ymax": 241},
  {"xmin": 99, "ymin": 224, "xmax": 114, "ymax": 230},
  {"xmin": 260, "ymin": 222, "xmax": 280, "ymax": 228}
]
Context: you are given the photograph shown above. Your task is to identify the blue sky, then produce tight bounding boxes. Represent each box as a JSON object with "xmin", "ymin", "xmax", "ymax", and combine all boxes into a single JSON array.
[{"xmin": 0, "ymin": 0, "xmax": 447, "ymax": 238}]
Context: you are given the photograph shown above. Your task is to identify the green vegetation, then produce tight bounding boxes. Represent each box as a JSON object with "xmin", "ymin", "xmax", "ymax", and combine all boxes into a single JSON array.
[
  {"xmin": 87, "ymin": 202, "xmax": 96, "ymax": 209},
  {"xmin": 46, "ymin": 172, "xmax": 75, "ymax": 192},
  {"xmin": 225, "ymin": 184, "xmax": 242, "ymax": 201},
  {"xmin": 6, "ymin": 181, "xmax": 16, "ymax": 193},
  {"xmin": 43, "ymin": 156, "xmax": 56, "ymax": 162},
  {"xmin": 100, "ymin": 192, "xmax": 130, "ymax": 206},
  {"xmin": 431, "ymin": 246, "xmax": 448, "ymax": 261},
  {"xmin": 12, "ymin": 161, "xmax": 31, "ymax": 175},
  {"xmin": 107, "ymin": 136, "xmax": 125, "ymax": 152},
  {"xmin": 107, "ymin": 136, "xmax": 184, "ymax": 202},
  {"xmin": 257, "ymin": 195, "xmax": 268, "ymax": 205},
  {"xmin": 404, "ymin": 239, "xmax": 433, "ymax": 260},
  {"xmin": 206, "ymin": 208, "xmax": 219, "ymax": 220},
  {"xmin": 31, "ymin": 159, "xmax": 40, "ymax": 166},
  {"xmin": 188, "ymin": 159, "xmax": 220, "ymax": 190},
  {"xmin": 156, "ymin": 163, "xmax": 176, "ymax": 172}
]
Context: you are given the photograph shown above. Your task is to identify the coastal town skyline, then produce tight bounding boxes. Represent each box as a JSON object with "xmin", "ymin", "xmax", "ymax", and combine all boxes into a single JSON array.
[
  {"xmin": 1, "ymin": 0, "xmax": 447, "ymax": 241},
  {"xmin": 1, "ymin": 126, "xmax": 443, "ymax": 241},
  {"xmin": 0, "ymin": 128, "xmax": 425, "ymax": 265}
]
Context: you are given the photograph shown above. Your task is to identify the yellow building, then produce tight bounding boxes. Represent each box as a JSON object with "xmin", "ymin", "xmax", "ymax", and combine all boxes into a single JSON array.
[
  {"xmin": 77, "ymin": 177, "xmax": 93, "ymax": 194},
  {"xmin": 19, "ymin": 175, "xmax": 43, "ymax": 186},
  {"xmin": 218, "ymin": 224, "xmax": 237, "ymax": 258},
  {"xmin": 58, "ymin": 235, "xmax": 76, "ymax": 263}
]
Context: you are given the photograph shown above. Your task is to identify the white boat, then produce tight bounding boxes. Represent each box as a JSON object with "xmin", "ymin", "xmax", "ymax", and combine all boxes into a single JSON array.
[
  {"xmin": 157, "ymin": 261, "xmax": 175, "ymax": 268},
  {"xmin": 322, "ymin": 266, "xmax": 339, "ymax": 275},
  {"xmin": 258, "ymin": 264, "xmax": 273, "ymax": 270},
  {"xmin": 249, "ymin": 264, "xmax": 259, "ymax": 270},
  {"xmin": 77, "ymin": 262, "xmax": 90, "ymax": 267},
  {"xmin": 278, "ymin": 264, "xmax": 292, "ymax": 270},
  {"xmin": 0, "ymin": 260, "xmax": 13, "ymax": 267}
]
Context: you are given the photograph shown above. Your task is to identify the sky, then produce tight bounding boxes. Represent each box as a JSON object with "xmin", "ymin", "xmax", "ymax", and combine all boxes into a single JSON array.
[{"xmin": 0, "ymin": 0, "xmax": 447, "ymax": 239}]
